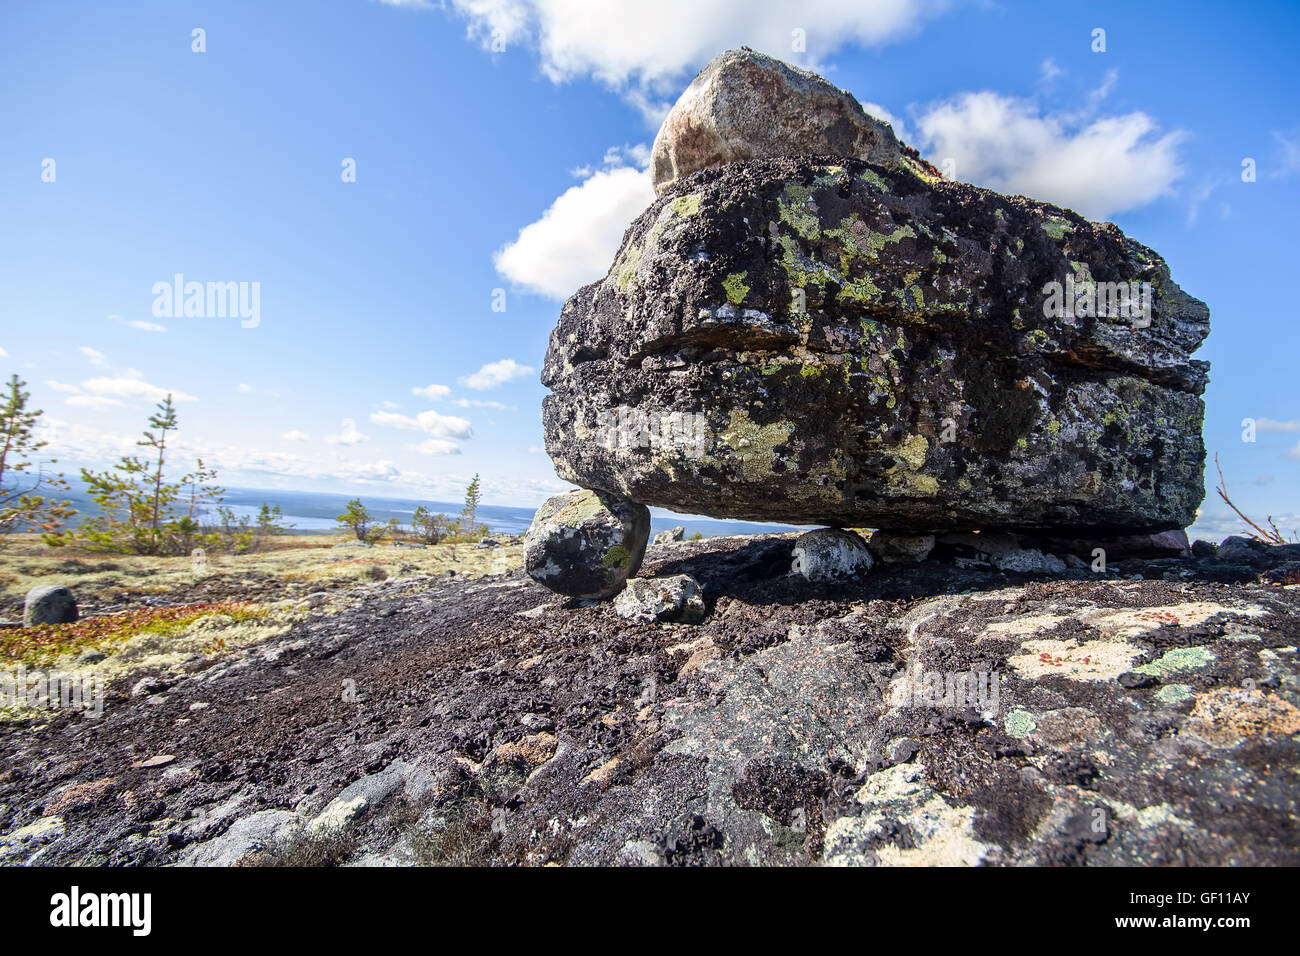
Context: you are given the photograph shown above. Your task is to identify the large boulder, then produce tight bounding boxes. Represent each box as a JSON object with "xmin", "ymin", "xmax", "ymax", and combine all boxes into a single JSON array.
[
  {"xmin": 24, "ymin": 585, "xmax": 78, "ymax": 627},
  {"xmin": 651, "ymin": 49, "xmax": 901, "ymax": 195},
  {"xmin": 524, "ymin": 490, "xmax": 650, "ymax": 599},
  {"xmin": 541, "ymin": 155, "xmax": 1209, "ymax": 533}
]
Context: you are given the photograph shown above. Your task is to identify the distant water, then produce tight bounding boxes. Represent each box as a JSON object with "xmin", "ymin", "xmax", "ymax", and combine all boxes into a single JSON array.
[{"xmin": 55, "ymin": 485, "xmax": 803, "ymax": 540}]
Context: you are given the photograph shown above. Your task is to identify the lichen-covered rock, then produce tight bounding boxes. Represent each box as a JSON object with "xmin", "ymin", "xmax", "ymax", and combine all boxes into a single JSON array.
[
  {"xmin": 651, "ymin": 49, "xmax": 900, "ymax": 196},
  {"xmin": 990, "ymin": 548, "xmax": 1068, "ymax": 575},
  {"xmin": 541, "ymin": 152, "xmax": 1209, "ymax": 534},
  {"xmin": 653, "ymin": 526, "xmax": 685, "ymax": 545},
  {"xmin": 23, "ymin": 585, "xmax": 78, "ymax": 627},
  {"xmin": 867, "ymin": 531, "xmax": 936, "ymax": 564},
  {"xmin": 524, "ymin": 490, "xmax": 650, "ymax": 599},
  {"xmin": 791, "ymin": 528, "xmax": 873, "ymax": 581},
  {"xmin": 614, "ymin": 574, "xmax": 707, "ymax": 624}
]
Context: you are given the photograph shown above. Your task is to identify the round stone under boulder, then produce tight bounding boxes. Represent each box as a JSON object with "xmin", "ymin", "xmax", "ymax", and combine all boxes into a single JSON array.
[
  {"xmin": 791, "ymin": 529, "xmax": 873, "ymax": 582},
  {"xmin": 524, "ymin": 489, "xmax": 651, "ymax": 599}
]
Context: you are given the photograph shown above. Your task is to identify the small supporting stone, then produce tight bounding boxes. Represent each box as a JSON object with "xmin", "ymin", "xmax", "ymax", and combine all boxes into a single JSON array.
[
  {"xmin": 524, "ymin": 489, "xmax": 650, "ymax": 599},
  {"xmin": 791, "ymin": 529, "xmax": 873, "ymax": 582}
]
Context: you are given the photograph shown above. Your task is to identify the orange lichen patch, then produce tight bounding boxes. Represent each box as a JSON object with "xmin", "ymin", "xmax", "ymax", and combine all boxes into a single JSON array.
[
  {"xmin": 489, "ymin": 732, "xmax": 557, "ymax": 767},
  {"xmin": 43, "ymin": 777, "xmax": 116, "ymax": 815},
  {"xmin": 1, "ymin": 602, "xmax": 264, "ymax": 668},
  {"xmin": 581, "ymin": 757, "xmax": 622, "ymax": 787},
  {"xmin": 1183, "ymin": 688, "xmax": 1300, "ymax": 747}
]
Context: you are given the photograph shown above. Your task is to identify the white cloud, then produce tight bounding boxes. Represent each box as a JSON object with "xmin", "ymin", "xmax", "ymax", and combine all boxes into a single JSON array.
[
  {"xmin": 446, "ymin": 0, "xmax": 945, "ymax": 116},
  {"xmin": 1288, "ymin": 441, "xmax": 1300, "ymax": 462},
  {"xmin": 459, "ymin": 358, "xmax": 535, "ymax": 390},
  {"xmin": 1257, "ymin": 418, "xmax": 1300, "ymax": 433},
  {"xmin": 1039, "ymin": 58, "xmax": 1064, "ymax": 84},
  {"xmin": 45, "ymin": 380, "xmax": 79, "ymax": 393},
  {"xmin": 860, "ymin": 101, "xmax": 909, "ymax": 142},
  {"xmin": 66, "ymin": 395, "xmax": 122, "ymax": 410},
  {"xmin": 129, "ymin": 320, "xmax": 167, "ymax": 333},
  {"xmin": 325, "ymin": 417, "xmax": 370, "ymax": 446},
  {"xmin": 238, "ymin": 383, "xmax": 255, "ymax": 394},
  {"xmin": 281, "ymin": 429, "xmax": 311, "ymax": 441},
  {"xmin": 570, "ymin": 143, "xmax": 651, "ymax": 178},
  {"xmin": 0, "ymin": 347, "xmax": 7, "ymax": 358},
  {"xmin": 81, "ymin": 376, "xmax": 197, "ymax": 403},
  {"xmin": 79, "ymin": 346, "xmax": 109, "ymax": 368},
  {"xmin": 495, "ymin": 164, "xmax": 654, "ymax": 299},
  {"xmin": 1270, "ymin": 128, "xmax": 1300, "ymax": 179},
  {"xmin": 410, "ymin": 439, "xmax": 462, "ymax": 456},
  {"xmin": 914, "ymin": 90, "xmax": 1185, "ymax": 220},
  {"xmin": 411, "ymin": 383, "xmax": 451, "ymax": 399},
  {"xmin": 370, "ymin": 409, "xmax": 473, "ymax": 439},
  {"xmin": 452, "ymin": 397, "xmax": 511, "ymax": 410}
]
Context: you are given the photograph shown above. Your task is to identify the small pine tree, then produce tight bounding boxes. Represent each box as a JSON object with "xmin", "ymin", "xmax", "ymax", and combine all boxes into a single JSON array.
[
  {"xmin": 256, "ymin": 502, "xmax": 290, "ymax": 536},
  {"xmin": 337, "ymin": 498, "xmax": 384, "ymax": 543},
  {"xmin": 57, "ymin": 395, "xmax": 243, "ymax": 554},
  {"xmin": 412, "ymin": 505, "xmax": 451, "ymax": 545},
  {"xmin": 0, "ymin": 374, "xmax": 75, "ymax": 545},
  {"xmin": 456, "ymin": 474, "xmax": 489, "ymax": 541}
]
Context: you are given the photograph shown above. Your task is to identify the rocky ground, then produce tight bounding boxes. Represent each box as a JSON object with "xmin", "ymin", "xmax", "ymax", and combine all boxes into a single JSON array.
[{"xmin": 2, "ymin": 532, "xmax": 1297, "ymax": 866}]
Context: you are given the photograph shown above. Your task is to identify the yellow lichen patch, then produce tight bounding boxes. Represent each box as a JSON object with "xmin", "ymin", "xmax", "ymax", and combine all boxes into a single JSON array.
[
  {"xmin": 825, "ymin": 764, "xmax": 991, "ymax": 867},
  {"xmin": 1009, "ymin": 637, "xmax": 1143, "ymax": 682},
  {"xmin": 1182, "ymin": 688, "xmax": 1300, "ymax": 748},
  {"xmin": 669, "ymin": 193, "xmax": 701, "ymax": 217},
  {"xmin": 980, "ymin": 614, "xmax": 1070, "ymax": 641},
  {"xmin": 716, "ymin": 410, "xmax": 793, "ymax": 482},
  {"xmin": 1086, "ymin": 601, "xmax": 1265, "ymax": 640},
  {"xmin": 883, "ymin": 434, "xmax": 937, "ymax": 495},
  {"xmin": 873, "ymin": 799, "xmax": 989, "ymax": 866}
]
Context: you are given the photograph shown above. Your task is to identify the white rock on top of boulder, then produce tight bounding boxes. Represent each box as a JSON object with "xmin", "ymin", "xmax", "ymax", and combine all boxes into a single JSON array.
[{"xmin": 650, "ymin": 47, "xmax": 901, "ymax": 195}]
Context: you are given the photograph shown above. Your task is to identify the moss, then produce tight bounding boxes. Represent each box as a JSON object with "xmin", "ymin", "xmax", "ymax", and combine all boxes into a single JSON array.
[
  {"xmin": 1042, "ymin": 217, "xmax": 1074, "ymax": 242},
  {"xmin": 600, "ymin": 545, "xmax": 631, "ymax": 570},
  {"xmin": 722, "ymin": 271, "xmax": 751, "ymax": 306},
  {"xmin": 2, "ymin": 602, "xmax": 266, "ymax": 668}
]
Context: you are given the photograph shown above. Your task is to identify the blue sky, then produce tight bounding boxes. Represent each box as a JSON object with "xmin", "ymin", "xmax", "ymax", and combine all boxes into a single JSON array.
[{"xmin": 1, "ymin": 0, "xmax": 1296, "ymax": 540}]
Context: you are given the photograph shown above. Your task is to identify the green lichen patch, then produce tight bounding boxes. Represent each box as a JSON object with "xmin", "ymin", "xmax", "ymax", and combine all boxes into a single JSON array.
[
  {"xmin": 1133, "ymin": 646, "xmax": 1215, "ymax": 677},
  {"xmin": 1005, "ymin": 709, "xmax": 1037, "ymax": 738},
  {"xmin": 669, "ymin": 193, "xmax": 702, "ymax": 217},
  {"xmin": 722, "ymin": 271, "xmax": 751, "ymax": 306},
  {"xmin": 1155, "ymin": 684, "xmax": 1194, "ymax": 705}
]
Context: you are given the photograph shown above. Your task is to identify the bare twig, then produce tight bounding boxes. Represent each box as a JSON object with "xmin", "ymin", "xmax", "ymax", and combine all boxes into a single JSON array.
[{"xmin": 1213, "ymin": 453, "xmax": 1290, "ymax": 544}]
